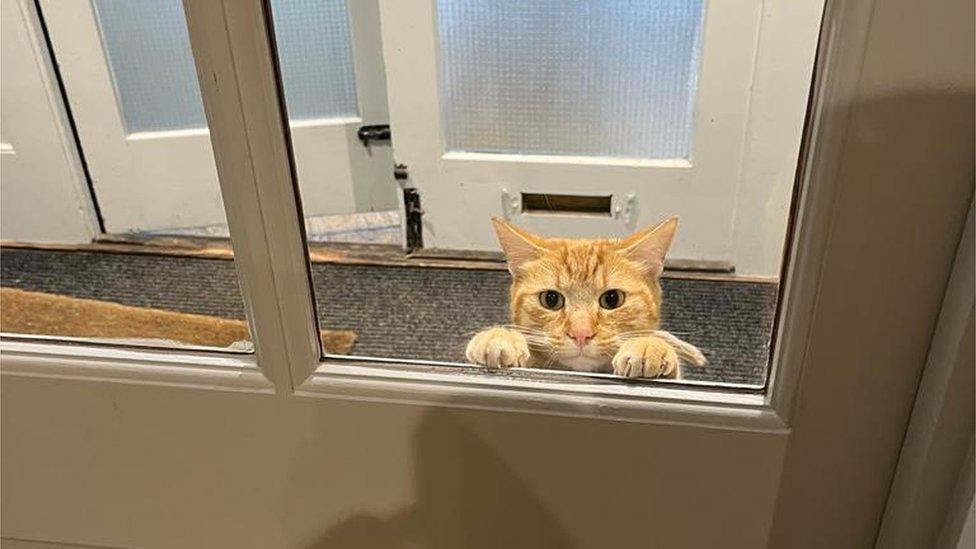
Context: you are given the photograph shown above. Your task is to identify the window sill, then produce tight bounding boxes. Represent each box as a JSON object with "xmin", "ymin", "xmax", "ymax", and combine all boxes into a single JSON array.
[
  {"xmin": 0, "ymin": 336, "xmax": 786, "ymax": 433},
  {"xmin": 302, "ymin": 358, "xmax": 787, "ymax": 433},
  {"xmin": 0, "ymin": 337, "xmax": 271, "ymax": 393}
]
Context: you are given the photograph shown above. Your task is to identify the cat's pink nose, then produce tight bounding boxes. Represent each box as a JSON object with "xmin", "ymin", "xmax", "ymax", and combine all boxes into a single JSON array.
[{"xmin": 568, "ymin": 328, "xmax": 595, "ymax": 348}]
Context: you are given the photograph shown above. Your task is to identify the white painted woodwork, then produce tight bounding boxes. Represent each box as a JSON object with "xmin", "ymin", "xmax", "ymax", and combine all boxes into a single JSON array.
[
  {"xmin": 37, "ymin": 0, "xmax": 396, "ymax": 234},
  {"xmin": 2, "ymin": 0, "xmax": 973, "ymax": 547},
  {"xmin": 0, "ymin": 0, "xmax": 97, "ymax": 243},
  {"xmin": 378, "ymin": 0, "xmax": 823, "ymax": 276},
  {"xmin": 180, "ymin": 0, "xmax": 322, "ymax": 391},
  {"xmin": 877, "ymin": 202, "xmax": 975, "ymax": 548}
]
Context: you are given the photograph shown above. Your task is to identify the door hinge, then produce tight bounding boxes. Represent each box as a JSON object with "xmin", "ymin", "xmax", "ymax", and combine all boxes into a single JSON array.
[
  {"xmin": 403, "ymin": 188, "xmax": 423, "ymax": 251},
  {"xmin": 357, "ymin": 124, "xmax": 391, "ymax": 147}
]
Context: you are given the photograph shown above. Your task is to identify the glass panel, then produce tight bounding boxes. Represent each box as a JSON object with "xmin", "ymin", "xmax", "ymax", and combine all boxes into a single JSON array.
[
  {"xmin": 0, "ymin": 0, "xmax": 251, "ymax": 352},
  {"xmin": 92, "ymin": 0, "xmax": 358, "ymax": 133},
  {"xmin": 278, "ymin": 0, "xmax": 801, "ymax": 390},
  {"xmin": 89, "ymin": 0, "xmax": 384, "ymax": 249},
  {"xmin": 0, "ymin": 249, "xmax": 253, "ymax": 352},
  {"xmin": 437, "ymin": 0, "xmax": 704, "ymax": 159},
  {"xmin": 267, "ymin": 0, "xmax": 401, "ymax": 248},
  {"xmin": 266, "ymin": 0, "xmax": 404, "ymax": 361},
  {"xmin": 266, "ymin": 0, "xmax": 359, "ymax": 122},
  {"xmin": 92, "ymin": 0, "xmax": 203, "ymax": 133}
]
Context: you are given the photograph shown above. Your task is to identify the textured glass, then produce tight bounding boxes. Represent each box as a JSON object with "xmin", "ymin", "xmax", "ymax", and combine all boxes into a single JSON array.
[
  {"xmin": 93, "ymin": 0, "xmax": 358, "ymax": 133},
  {"xmin": 437, "ymin": 0, "xmax": 704, "ymax": 159},
  {"xmin": 268, "ymin": 0, "xmax": 359, "ymax": 121}
]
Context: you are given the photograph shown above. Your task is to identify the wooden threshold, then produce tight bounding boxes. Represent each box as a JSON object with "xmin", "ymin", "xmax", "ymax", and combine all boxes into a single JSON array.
[{"xmin": 0, "ymin": 235, "xmax": 779, "ymax": 284}]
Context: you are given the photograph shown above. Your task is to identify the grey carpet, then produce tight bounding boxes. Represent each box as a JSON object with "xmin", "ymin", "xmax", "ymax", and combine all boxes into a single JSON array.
[{"xmin": 0, "ymin": 248, "xmax": 776, "ymax": 385}]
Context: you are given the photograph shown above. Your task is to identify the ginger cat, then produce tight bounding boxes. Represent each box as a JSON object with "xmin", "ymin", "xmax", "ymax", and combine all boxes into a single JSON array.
[{"xmin": 466, "ymin": 217, "xmax": 705, "ymax": 379}]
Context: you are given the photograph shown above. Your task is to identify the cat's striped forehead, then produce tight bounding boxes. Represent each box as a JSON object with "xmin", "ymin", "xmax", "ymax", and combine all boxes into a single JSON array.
[
  {"xmin": 516, "ymin": 238, "xmax": 639, "ymax": 291},
  {"xmin": 546, "ymin": 239, "xmax": 614, "ymax": 286}
]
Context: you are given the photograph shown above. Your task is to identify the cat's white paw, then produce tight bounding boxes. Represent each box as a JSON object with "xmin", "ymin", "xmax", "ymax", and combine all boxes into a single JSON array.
[
  {"xmin": 465, "ymin": 327, "xmax": 530, "ymax": 369},
  {"xmin": 612, "ymin": 336, "xmax": 679, "ymax": 378}
]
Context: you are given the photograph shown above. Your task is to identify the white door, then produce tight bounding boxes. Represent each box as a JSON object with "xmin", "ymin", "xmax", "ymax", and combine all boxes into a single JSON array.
[
  {"xmin": 1, "ymin": 0, "xmax": 973, "ymax": 546},
  {"xmin": 0, "ymin": 0, "xmax": 97, "ymax": 243},
  {"xmin": 37, "ymin": 0, "xmax": 396, "ymax": 235},
  {"xmin": 379, "ymin": 0, "xmax": 822, "ymax": 277}
]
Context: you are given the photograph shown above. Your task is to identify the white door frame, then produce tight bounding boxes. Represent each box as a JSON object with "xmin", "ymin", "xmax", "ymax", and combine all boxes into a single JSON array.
[
  {"xmin": 1, "ymin": 0, "xmax": 972, "ymax": 546},
  {"xmin": 767, "ymin": 0, "xmax": 975, "ymax": 543},
  {"xmin": 877, "ymin": 201, "xmax": 975, "ymax": 548}
]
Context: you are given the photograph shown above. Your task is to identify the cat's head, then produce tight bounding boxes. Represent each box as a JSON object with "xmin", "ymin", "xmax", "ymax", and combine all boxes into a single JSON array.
[{"xmin": 493, "ymin": 216, "xmax": 677, "ymax": 370}]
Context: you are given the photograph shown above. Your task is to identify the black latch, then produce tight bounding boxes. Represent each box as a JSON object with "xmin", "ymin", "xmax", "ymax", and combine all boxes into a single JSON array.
[
  {"xmin": 357, "ymin": 124, "xmax": 391, "ymax": 147},
  {"xmin": 393, "ymin": 163, "xmax": 409, "ymax": 181},
  {"xmin": 403, "ymin": 188, "xmax": 423, "ymax": 251}
]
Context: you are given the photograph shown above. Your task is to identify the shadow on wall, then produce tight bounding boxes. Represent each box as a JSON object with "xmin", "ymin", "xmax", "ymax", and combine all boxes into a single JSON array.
[{"xmin": 304, "ymin": 409, "xmax": 575, "ymax": 549}]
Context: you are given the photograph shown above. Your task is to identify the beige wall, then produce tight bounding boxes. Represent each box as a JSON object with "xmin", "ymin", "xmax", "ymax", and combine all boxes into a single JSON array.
[
  {"xmin": 769, "ymin": 0, "xmax": 974, "ymax": 545},
  {"xmin": 2, "ymin": 378, "xmax": 786, "ymax": 548}
]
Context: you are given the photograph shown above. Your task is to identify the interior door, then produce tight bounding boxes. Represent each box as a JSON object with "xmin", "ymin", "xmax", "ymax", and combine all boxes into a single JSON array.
[
  {"xmin": 38, "ymin": 0, "xmax": 396, "ymax": 235},
  {"xmin": 1, "ymin": 0, "xmax": 972, "ymax": 546},
  {"xmin": 379, "ymin": 0, "xmax": 820, "ymax": 277},
  {"xmin": 0, "ymin": 0, "xmax": 97, "ymax": 244}
]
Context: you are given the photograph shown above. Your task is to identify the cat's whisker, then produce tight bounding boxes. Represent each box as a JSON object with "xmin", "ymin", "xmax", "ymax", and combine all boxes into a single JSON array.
[
  {"xmin": 613, "ymin": 329, "xmax": 665, "ymax": 338},
  {"xmin": 498, "ymin": 324, "xmax": 551, "ymax": 338},
  {"xmin": 611, "ymin": 330, "xmax": 704, "ymax": 344},
  {"xmin": 528, "ymin": 346, "xmax": 559, "ymax": 370},
  {"xmin": 596, "ymin": 346, "xmax": 615, "ymax": 361},
  {"xmin": 525, "ymin": 343, "xmax": 555, "ymax": 352},
  {"xmin": 593, "ymin": 339, "xmax": 620, "ymax": 351},
  {"xmin": 541, "ymin": 349, "xmax": 560, "ymax": 370},
  {"xmin": 659, "ymin": 330, "xmax": 703, "ymax": 337}
]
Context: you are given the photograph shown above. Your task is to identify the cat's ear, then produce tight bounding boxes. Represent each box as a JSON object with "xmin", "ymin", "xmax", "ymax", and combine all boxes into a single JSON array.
[
  {"xmin": 492, "ymin": 217, "xmax": 546, "ymax": 273},
  {"xmin": 619, "ymin": 216, "xmax": 678, "ymax": 278}
]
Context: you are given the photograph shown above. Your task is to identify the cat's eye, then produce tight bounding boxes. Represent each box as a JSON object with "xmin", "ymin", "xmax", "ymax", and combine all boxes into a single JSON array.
[
  {"xmin": 539, "ymin": 290, "xmax": 565, "ymax": 310},
  {"xmin": 599, "ymin": 289, "xmax": 625, "ymax": 310}
]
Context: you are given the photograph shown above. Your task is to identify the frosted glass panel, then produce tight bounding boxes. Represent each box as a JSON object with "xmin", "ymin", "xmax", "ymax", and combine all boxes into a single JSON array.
[
  {"xmin": 92, "ymin": 0, "xmax": 358, "ymax": 133},
  {"xmin": 437, "ymin": 0, "xmax": 704, "ymax": 159},
  {"xmin": 92, "ymin": 0, "xmax": 203, "ymax": 133},
  {"xmin": 268, "ymin": 0, "xmax": 359, "ymax": 121}
]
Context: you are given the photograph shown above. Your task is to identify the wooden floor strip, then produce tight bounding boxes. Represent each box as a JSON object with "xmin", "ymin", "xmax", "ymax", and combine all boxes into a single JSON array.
[{"xmin": 0, "ymin": 237, "xmax": 778, "ymax": 283}]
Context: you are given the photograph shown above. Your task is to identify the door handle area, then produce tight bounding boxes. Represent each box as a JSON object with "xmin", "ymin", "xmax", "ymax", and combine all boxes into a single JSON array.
[{"xmin": 357, "ymin": 124, "xmax": 391, "ymax": 147}]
